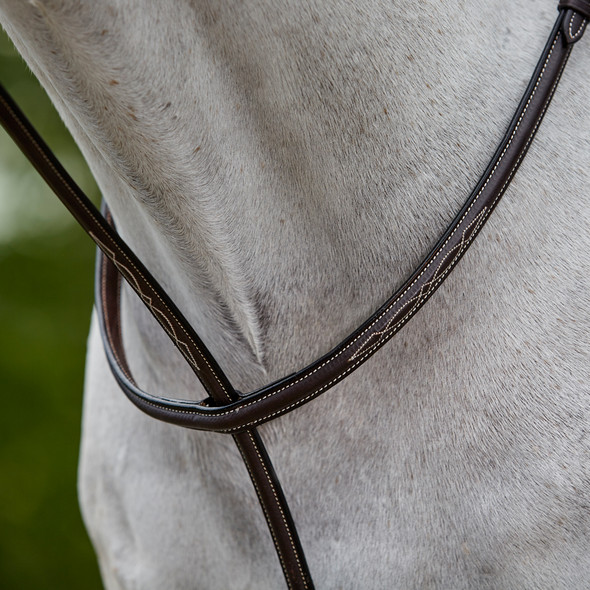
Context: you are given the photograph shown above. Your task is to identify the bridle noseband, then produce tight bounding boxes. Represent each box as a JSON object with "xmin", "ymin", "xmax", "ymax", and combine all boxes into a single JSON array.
[{"xmin": 0, "ymin": 3, "xmax": 588, "ymax": 588}]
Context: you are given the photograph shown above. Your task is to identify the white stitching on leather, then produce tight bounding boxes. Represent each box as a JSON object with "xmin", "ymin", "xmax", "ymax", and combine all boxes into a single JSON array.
[
  {"xmin": 218, "ymin": 39, "xmax": 573, "ymax": 433},
  {"xmin": 243, "ymin": 431, "xmax": 309, "ymax": 590},
  {"xmin": 91, "ymin": 234, "xmax": 201, "ymax": 372},
  {"xmin": 569, "ymin": 13, "xmax": 587, "ymax": 40},
  {"xmin": 214, "ymin": 33, "xmax": 563, "ymax": 422},
  {"xmin": 5, "ymin": 27, "xmax": 566, "ymax": 430},
  {"xmin": 234, "ymin": 435, "xmax": 295, "ymax": 590},
  {"xmin": 348, "ymin": 207, "xmax": 488, "ymax": 362},
  {"xmin": 347, "ymin": 33, "xmax": 560, "ymax": 359}
]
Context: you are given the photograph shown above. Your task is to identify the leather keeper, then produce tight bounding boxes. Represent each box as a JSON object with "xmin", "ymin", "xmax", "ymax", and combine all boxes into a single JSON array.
[
  {"xmin": 561, "ymin": 8, "xmax": 589, "ymax": 43},
  {"xmin": 559, "ymin": 0, "xmax": 590, "ymax": 19}
]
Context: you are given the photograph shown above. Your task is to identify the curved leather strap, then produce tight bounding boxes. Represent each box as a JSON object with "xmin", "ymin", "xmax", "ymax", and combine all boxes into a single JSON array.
[
  {"xmin": 96, "ymin": 221, "xmax": 315, "ymax": 589},
  {"xmin": 97, "ymin": 7, "xmax": 585, "ymax": 434},
  {"xmin": 559, "ymin": 1, "xmax": 590, "ymax": 42}
]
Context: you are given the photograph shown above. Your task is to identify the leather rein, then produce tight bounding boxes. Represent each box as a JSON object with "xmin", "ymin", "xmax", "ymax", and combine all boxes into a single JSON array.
[{"xmin": 1, "ymin": 3, "xmax": 588, "ymax": 588}]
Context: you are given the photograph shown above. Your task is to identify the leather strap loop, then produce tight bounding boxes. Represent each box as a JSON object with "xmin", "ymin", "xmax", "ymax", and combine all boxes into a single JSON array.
[
  {"xmin": 559, "ymin": 2, "xmax": 589, "ymax": 44},
  {"xmin": 1, "ymin": 5, "xmax": 583, "ymax": 437},
  {"xmin": 559, "ymin": 0, "xmax": 590, "ymax": 19}
]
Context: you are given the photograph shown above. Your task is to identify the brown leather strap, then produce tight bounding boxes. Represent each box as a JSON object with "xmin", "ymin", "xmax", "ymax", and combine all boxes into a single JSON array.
[
  {"xmin": 0, "ymin": 83, "xmax": 236, "ymax": 404},
  {"xmin": 0, "ymin": 46, "xmax": 315, "ymax": 590},
  {"xmin": 1, "ymin": 5, "xmax": 584, "ymax": 436},
  {"xmin": 96, "ymin": 7, "xmax": 585, "ymax": 434}
]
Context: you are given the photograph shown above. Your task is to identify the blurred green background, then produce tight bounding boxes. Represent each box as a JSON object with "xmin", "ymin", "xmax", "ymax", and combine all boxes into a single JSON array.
[{"xmin": 0, "ymin": 29, "xmax": 103, "ymax": 589}]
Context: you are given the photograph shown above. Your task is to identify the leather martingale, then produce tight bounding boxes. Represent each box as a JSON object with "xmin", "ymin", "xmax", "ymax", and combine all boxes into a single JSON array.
[{"xmin": 97, "ymin": 9, "xmax": 583, "ymax": 436}]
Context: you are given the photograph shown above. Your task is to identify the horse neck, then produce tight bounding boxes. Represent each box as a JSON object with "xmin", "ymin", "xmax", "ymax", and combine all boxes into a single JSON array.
[{"xmin": 1, "ymin": 0, "xmax": 559, "ymax": 391}]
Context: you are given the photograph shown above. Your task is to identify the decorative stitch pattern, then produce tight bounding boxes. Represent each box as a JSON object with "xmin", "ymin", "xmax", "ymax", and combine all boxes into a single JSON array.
[
  {"xmin": 204, "ymin": 32, "xmax": 564, "ymax": 428},
  {"xmin": 1, "ymin": 14, "xmax": 581, "ymax": 590},
  {"xmin": 91, "ymin": 233, "xmax": 201, "ymax": 373},
  {"xmin": 100, "ymin": 256, "xmax": 134, "ymax": 383},
  {"xmin": 349, "ymin": 207, "xmax": 488, "ymax": 362},
  {"xmin": 569, "ymin": 13, "xmax": 587, "ymax": 40},
  {"xmin": 4, "ymin": 23, "xmax": 571, "ymax": 435},
  {"xmin": 0, "ymin": 90, "xmax": 234, "ymax": 398},
  {"xmin": 1, "ymin": 86, "xmax": 314, "ymax": 588}
]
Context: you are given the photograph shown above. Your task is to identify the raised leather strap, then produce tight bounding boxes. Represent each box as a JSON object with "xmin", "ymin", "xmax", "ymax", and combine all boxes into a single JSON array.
[
  {"xmin": 559, "ymin": 1, "xmax": 590, "ymax": 42},
  {"xmin": 0, "ymin": 41, "xmax": 314, "ymax": 590},
  {"xmin": 96, "ymin": 7, "xmax": 585, "ymax": 434},
  {"xmin": 0, "ymin": 89, "xmax": 315, "ymax": 590},
  {"xmin": 0, "ymin": 84, "xmax": 236, "ymax": 405}
]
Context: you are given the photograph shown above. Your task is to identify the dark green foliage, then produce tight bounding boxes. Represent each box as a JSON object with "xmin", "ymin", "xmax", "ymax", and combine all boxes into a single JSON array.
[{"xmin": 0, "ymin": 29, "xmax": 103, "ymax": 590}]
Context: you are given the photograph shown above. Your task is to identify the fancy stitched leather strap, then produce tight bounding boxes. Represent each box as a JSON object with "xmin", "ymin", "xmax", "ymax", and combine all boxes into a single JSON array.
[
  {"xmin": 95, "ymin": 6, "xmax": 586, "ymax": 434},
  {"xmin": 0, "ymin": 83, "xmax": 237, "ymax": 404},
  {"xmin": 1, "ymin": 6, "xmax": 585, "ymax": 436}
]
